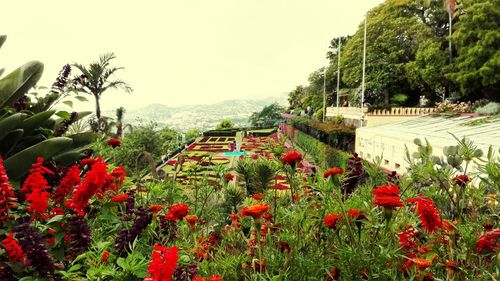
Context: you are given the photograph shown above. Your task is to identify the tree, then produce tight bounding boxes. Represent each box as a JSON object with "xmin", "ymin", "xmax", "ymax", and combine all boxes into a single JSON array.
[
  {"xmin": 341, "ymin": 0, "xmax": 436, "ymax": 106},
  {"xmin": 186, "ymin": 128, "xmax": 201, "ymax": 140},
  {"xmin": 111, "ymin": 106, "xmax": 132, "ymax": 138},
  {"xmin": 249, "ymin": 103, "xmax": 285, "ymax": 128},
  {"xmin": 73, "ymin": 53, "xmax": 132, "ymax": 126},
  {"xmin": 448, "ymin": 0, "xmax": 500, "ymax": 101},
  {"xmin": 216, "ymin": 118, "xmax": 234, "ymax": 130}
]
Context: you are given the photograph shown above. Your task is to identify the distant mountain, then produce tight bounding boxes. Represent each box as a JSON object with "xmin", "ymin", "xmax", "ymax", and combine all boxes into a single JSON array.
[{"xmin": 105, "ymin": 94, "xmax": 288, "ymax": 132}]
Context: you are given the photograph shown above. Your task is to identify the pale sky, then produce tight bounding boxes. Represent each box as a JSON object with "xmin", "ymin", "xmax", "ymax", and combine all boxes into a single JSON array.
[{"xmin": 1, "ymin": 0, "xmax": 384, "ymax": 111}]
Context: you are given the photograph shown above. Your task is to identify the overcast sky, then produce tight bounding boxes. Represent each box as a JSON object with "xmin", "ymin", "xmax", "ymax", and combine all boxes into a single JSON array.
[{"xmin": 1, "ymin": 0, "xmax": 384, "ymax": 111}]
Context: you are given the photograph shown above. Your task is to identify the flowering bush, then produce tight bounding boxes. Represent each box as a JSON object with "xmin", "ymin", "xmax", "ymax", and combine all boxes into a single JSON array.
[{"xmin": 0, "ymin": 131, "xmax": 498, "ymax": 280}]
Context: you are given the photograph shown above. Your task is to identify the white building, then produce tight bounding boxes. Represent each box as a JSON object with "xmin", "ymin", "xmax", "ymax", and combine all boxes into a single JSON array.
[{"xmin": 355, "ymin": 115, "xmax": 500, "ymax": 174}]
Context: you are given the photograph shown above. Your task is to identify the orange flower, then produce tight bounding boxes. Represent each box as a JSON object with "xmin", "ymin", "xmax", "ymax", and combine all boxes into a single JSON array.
[
  {"xmin": 241, "ymin": 203, "xmax": 270, "ymax": 220},
  {"xmin": 411, "ymin": 258, "xmax": 432, "ymax": 270},
  {"xmin": 111, "ymin": 193, "xmax": 128, "ymax": 203},
  {"xmin": 252, "ymin": 193, "xmax": 264, "ymax": 200},
  {"xmin": 148, "ymin": 205, "xmax": 163, "ymax": 214},
  {"xmin": 323, "ymin": 167, "xmax": 344, "ymax": 178},
  {"xmin": 185, "ymin": 215, "xmax": 197, "ymax": 227}
]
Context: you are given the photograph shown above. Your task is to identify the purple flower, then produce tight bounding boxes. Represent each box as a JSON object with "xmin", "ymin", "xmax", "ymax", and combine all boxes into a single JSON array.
[
  {"xmin": 12, "ymin": 222, "xmax": 56, "ymax": 277},
  {"xmin": 115, "ymin": 208, "xmax": 152, "ymax": 256},
  {"xmin": 67, "ymin": 214, "xmax": 91, "ymax": 255}
]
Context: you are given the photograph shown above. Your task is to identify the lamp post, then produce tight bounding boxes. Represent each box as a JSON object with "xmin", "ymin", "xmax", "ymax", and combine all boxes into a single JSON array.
[{"xmin": 322, "ymin": 65, "xmax": 327, "ymax": 122}]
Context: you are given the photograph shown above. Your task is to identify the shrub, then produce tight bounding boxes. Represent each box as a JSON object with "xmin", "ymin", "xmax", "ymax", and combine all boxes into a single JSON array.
[{"xmin": 474, "ymin": 102, "xmax": 500, "ymax": 115}]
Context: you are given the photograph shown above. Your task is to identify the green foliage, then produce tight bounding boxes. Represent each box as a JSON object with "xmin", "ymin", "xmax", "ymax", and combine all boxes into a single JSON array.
[
  {"xmin": 249, "ymin": 103, "xmax": 284, "ymax": 128},
  {"xmin": 448, "ymin": 0, "xmax": 500, "ymax": 100},
  {"xmin": 110, "ymin": 123, "xmax": 179, "ymax": 174},
  {"xmin": 0, "ymin": 35, "xmax": 95, "ymax": 180},
  {"xmin": 294, "ymin": 129, "xmax": 351, "ymax": 169},
  {"xmin": 215, "ymin": 118, "xmax": 234, "ymax": 130},
  {"xmin": 474, "ymin": 102, "xmax": 500, "ymax": 115}
]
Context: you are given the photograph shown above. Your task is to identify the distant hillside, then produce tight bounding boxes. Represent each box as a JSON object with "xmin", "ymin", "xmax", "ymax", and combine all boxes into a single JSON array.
[{"xmin": 105, "ymin": 94, "xmax": 288, "ymax": 132}]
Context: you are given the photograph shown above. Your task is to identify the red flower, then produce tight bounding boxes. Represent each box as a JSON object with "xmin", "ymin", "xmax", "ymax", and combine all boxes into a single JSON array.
[
  {"xmin": 192, "ymin": 277, "xmax": 206, "ymax": 281},
  {"xmin": 372, "ymin": 184, "xmax": 404, "ymax": 209},
  {"xmin": 185, "ymin": 214, "xmax": 197, "ymax": 227},
  {"xmin": 165, "ymin": 204, "xmax": 190, "ymax": 222},
  {"xmin": 451, "ymin": 174, "xmax": 469, "ymax": 187},
  {"xmin": 53, "ymin": 165, "xmax": 81, "ymax": 203},
  {"xmin": 65, "ymin": 158, "xmax": 108, "ymax": 215},
  {"xmin": 327, "ymin": 267, "xmax": 341, "ymax": 281},
  {"xmin": 145, "ymin": 245, "xmax": 178, "ymax": 281},
  {"xmin": 111, "ymin": 166, "xmax": 126, "ymax": 187},
  {"xmin": 475, "ymin": 229, "xmax": 500, "ymax": 253},
  {"xmin": 347, "ymin": 208, "xmax": 366, "ymax": 222},
  {"xmin": 407, "ymin": 194, "xmax": 442, "ymax": 233},
  {"xmin": 107, "ymin": 138, "xmax": 121, "ymax": 148},
  {"xmin": 323, "ymin": 167, "xmax": 344, "ymax": 178},
  {"xmin": 101, "ymin": 251, "xmax": 110, "ymax": 263},
  {"xmin": 399, "ymin": 226, "xmax": 419, "ymax": 250},
  {"xmin": 22, "ymin": 158, "xmax": 53, "ymax": 219},
  {"xmin": 0, "ymin": 157, "xmax": 17, "ymax": 223},
  {"xmin": 252, "ymin": 193, "xmax": 265, "ymax": 200},
  {"xmin": 225, "ymin": 173, "xmax": 234, "ymax": 182},
  {"xmin": 148, "ymin": 205, "xmax": 163, "ymax": 214},
  {"xmin": 241, "ymin": 203, "xmax": 270, "ymax": 220},
  {"xmin": 80, "ymin": 158, "xmax": 97, "ymax": 167},
  {"xmin": 207, "ymin": 274, "xmax": 224, "ymax": 281},
  {"xmin": 262, "ymin": 213, "xmax": 273, "ymax": 221},
  {"xmin": 1, "ymin": 233, "xmax": 25, "ymax": 264},
  {"xmin": 111, "ymin": 193, "xmax": 128, "ymax": 203},
  {"xmin": 273, "ymin": 183, "xmax": 289, "ymax": 190},
  {"xmin": 324, "ymin": 213, "xmax": 343, "ymax": 230},
  {"xmin": 281, "ymin": 151, "xmax": 302, "ymax": 166}
]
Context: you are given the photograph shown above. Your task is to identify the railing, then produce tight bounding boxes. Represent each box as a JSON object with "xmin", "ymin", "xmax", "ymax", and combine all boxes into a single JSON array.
[
  {"xmin": 368, "ymin": 107, "xmax": 436, "ymax": 116},
  {"xmin": 326, "ymin": 107, "xmax": 436, "ymax": 117}
]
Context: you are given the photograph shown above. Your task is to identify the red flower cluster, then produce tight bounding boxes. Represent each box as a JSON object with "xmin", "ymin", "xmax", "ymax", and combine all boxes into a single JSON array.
[
  {"xmin": 372, "ymin": 184, "xmax": 404, "ymax": 209},
  {"xmin": 1, "ymin": 232, "xmax": 25, "ymax": 264},
  {"xmin": 22, "ymin": 157, "xmax": 53, "ymax": 219},
  {"xmin": 407, "ymin": 194, "xmax": 442, "ymax": 233},
  {"xmin": 241, "ymin": 203, "xmax": 270, "ymax": 220},
  {"xmin": 324, "ymin": 213, "xmax": 343, "ymax": 230},
  {"xmin": 224, "ymin": 173, "xmax": 234, "ymax": 182},
  {"xmin": 165, "ymin": 204, "xmax": 190, "ymax": 221},
  {"xmin": 452, "ymin": 174, "xmax": 469, "ymax": 188},
  {"xmin": 281, "ymin": 151, "xmax": 302, "ymax": 166},
  {"xmin": 252, "ymin": 193, "xmax": 264, "ymax": 201},
  {"xmin": 145, "ymin": 245, "xmax": 178, "ymax": 281},
  {"xmin": 101, "ymin": 251, "xmax": 110, "ymax": 263},
  {"xmin": 347, "ymin": 208, "xmax": 366, "ymax": 223},
  {"xmin": 53, "ymin": 165, "xmax": 81, "ymax": 203},
  {"xmin": 0, "ymin": 157, "xmax": 17, "ymax": 223},
  {"xmin": 65, "ymin": 158, "xmax": 108, "ymax": 215},
  {"xmin": 111, "ymin": 193, "xmax": 128, "ymax": 203},
  {"xmin": 323, "ymin": 167, "xmax": 344, "ymax": 178},
  {"xmin": 399, "ymin": 226, "xmax": 419, "ymax": 250},
  {"xmin": 475, "ymin": 229, "xmax": 500, "ymax": 253},
  {"xmin": 107, "ymin": 138, "xmax": 121, "ymax": 148}
]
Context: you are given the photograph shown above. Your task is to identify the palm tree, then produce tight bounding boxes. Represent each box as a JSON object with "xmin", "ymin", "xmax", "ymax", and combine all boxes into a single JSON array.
[
  {"xmin": 73, "ymin": 53, "xmax": 132, "ymax": 126},
  {"xmin": 111, "ymin": 106, "xmax": 133, "ymax": 138}
]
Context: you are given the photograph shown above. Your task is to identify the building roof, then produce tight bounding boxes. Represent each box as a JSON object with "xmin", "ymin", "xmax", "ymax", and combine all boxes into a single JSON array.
[{"xmin": 357, "ymin": 115, "xmax": 500, "ymax": 151}]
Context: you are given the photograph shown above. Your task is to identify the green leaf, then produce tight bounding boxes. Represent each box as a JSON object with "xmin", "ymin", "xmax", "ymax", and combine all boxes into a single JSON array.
[
  {"xmin": 0, "ymin": 61, "xmax": 44, "ymax": 107},
  {"xmin": 22, "ymin": 110, "xmax": 56, "ymax": 133},
  {"xmin": 4, "ymin": 137, "xmax": 73, "ymax": 180},
  {"xmin": 67, "ymin": 132, "xmax": 97, "ymax": 147},
  {"xmin": 75, "ymin": 95, "xmax": 88, "ymax": 102},
  {"xmin": 55, "ymin": 111, "xmax": 71, "ymax": 120},
  {"xmin": 62, "ymin": 100, "xmax": 73, "ymax": 108},
  {"xmin": 53, "ymin": 149, "xmax": 86, "ymax": 166},
  {"xmin": 0, "ymin": 35, "xmax": 6, "ymax": 49},
  {"xmin": 0, "ymin": 113, "xmax": 27, "ymax": 141},
  {"xmin": 46, "ymin": 215, "xmax": 64, "ymax": 224}
]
